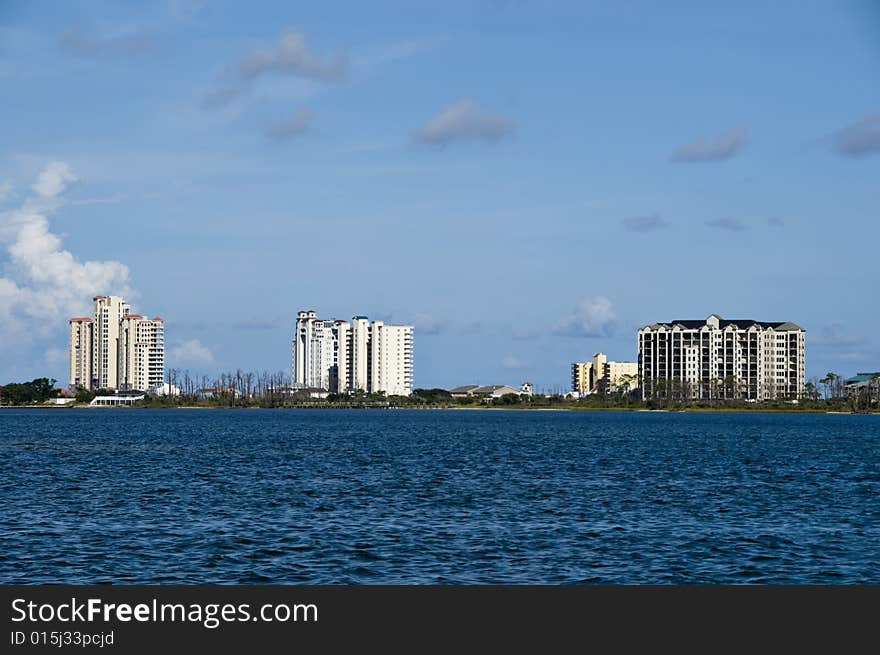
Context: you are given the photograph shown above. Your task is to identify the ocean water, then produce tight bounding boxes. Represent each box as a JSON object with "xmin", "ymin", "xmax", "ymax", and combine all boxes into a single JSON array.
[{"xmin": 1, "ymin": 408, "xmax": 878, "ymax": 584}]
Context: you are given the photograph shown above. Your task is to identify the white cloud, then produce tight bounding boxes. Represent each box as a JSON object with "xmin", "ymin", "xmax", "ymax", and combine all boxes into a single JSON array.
[
  {"xmin": 415, "ymin": 100, "xmax": 516, "ymax": 145},
  {"xmin": 264, "ymin": 108, "xmax": 315, "ymax": 141},
  {"xmin": 621, "ymin": 213, "xmax": 669, "ymax": 233},
  {"xmin": 44, "ymin": 347, "xmax": 67, "ymax": 366},
  {"xmin": 0, "ymin": 181, "xmax": 13, "ymax": 202},
  {"xmin": 239, "ymin": 31, "xmax": 347, "ymax": 82},
  {"xmin": 204, "ymin": 31, "xmax": 346, "ymax": 110},
  {"xmin": 553, "ymin": 296, "xmax": 616, "ymax": 337},
  {"xmin": 168, "ymin": 0, "xmax": 207, "ymax": 20},
  {"xmin": 832, "ymin": 113, "xmax": 880, "ymax": 157},
  {"xmin": 501, "ymin": 355, "xmax": 527, "ymax": 369},
  {"xmin": 412, "ymin": 313, "xmax": 444, "ymax": 335},
  {"xmin": 171, "ymin": 339, "xmax": 214, "ymax": 365},
  {"xmin": 705, "ymin": 217, "xmax": 748, "ymax": 232},
  {"xmin": 32, "ymin": 161, "xmax": 77, "ymax": 198},
  {"xmin": 0, "ymin": 162, "xmax": 132, "ymax": 349},
  {"xmin": 58, "ymin": 26, "xmax": 156, "ymax": 58},
  {"xmin": 671, "ymin": 128, "xmax": 747, "ymax": 162}
]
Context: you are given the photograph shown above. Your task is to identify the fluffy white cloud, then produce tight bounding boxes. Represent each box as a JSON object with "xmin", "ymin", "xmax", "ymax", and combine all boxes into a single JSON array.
[
  {"xmin": 415, "ymin": 100, "xmax": 516, "ymax": 145},
  {"xmin": 554, "ymin": 296, "xmax": 616, "ymax": 337},
  {"xmin": 0, "ymin": 162, "xmax": 132, "ymax": 349},
  {"xmin": 32, "ymin": 161, "xmax": 77, "ymax": 198},
  {"xmin": 171, "ymin": 339, "xmax": 214, "ymax": 365}
]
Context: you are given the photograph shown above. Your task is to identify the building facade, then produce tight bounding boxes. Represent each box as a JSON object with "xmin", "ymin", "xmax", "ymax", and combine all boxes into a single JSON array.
[
  {"xmin": 571, "ymin": 352, "xmax": 638, "ymax": 396},
  {"xmin": 118, "ymin": 314, "xmax": 165, "ymax": 392},
  {"xmin": 68, "ymin": 317, "xmax": 93, "ymax": 389},
  {"xmin": 368, "ymin": 321, "xmax": 414, "ymax": 397},
  {"xmin": 292, "ymin": 310, "xmax": 414, "ymax": 396},
  {"xmin": 68, "ymin": 295, "xmax": 165, "ymax": 392},
  {"xmin": 92, "ymin": 295, "xmax": 129, "ymax": 390},
  {"xmin": 637, "ymin": 314, "xmax": 805, "ymax": 401}
]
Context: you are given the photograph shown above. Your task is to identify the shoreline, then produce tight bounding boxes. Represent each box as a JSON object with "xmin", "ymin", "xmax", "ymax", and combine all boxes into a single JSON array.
[{"xmin": 1, "ymin": 404, "xmax": 877, "ymax": 415}]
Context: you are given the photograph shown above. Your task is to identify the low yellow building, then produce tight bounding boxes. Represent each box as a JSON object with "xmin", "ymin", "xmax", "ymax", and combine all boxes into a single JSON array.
[{"xmin": 571, "ymin": 353, "xmax": 638, "ymax": 396}]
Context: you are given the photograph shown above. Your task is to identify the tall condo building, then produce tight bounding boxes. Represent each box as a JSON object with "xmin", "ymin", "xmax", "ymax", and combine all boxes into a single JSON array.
[
  {"xmin": 69, "ymin": 318, "xmax": 93, "ymax": 389},
  {"xmin": 68, "ymin": 295, "xmax": 165, "ymax": 391},
  {"xmin": 637, "ymin": 314, "xmax": 805, "ymax": 401},
  {"xmin": 292, "ymin": 310, "xmax": 414, "ymax": 396},
  {"xmin": 118, "ymin": 313, "xmax": 166, "ymax": 391},
  {"xmin": 93, "ymin": 295, "xmax": 129, "ymax": 389},
  {"xmin": 291, "ymin": 311, "xmax": 349, "ymax": 391}
]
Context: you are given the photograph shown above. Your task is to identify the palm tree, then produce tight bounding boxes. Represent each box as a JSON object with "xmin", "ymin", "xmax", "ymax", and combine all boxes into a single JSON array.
[
  {"xmin": 820, "ymin": 372, "xmax": 839, "ymax": 400},
  {"xmin": 722, "ymin": 374, "xmax": 737, "ymax": 401},
  {"xmin": 819, "ymin": 373, "xmax": 832, "ymax": 400},
  {"xmin": 803, "ymin": 380, "xmax": 817, "ymax": 402}
]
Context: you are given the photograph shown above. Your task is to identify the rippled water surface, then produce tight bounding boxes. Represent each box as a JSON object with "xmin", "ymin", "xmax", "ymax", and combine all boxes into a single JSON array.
[{"xmin": 1, "ymin": 408, "xmax": 878, "ymax": 583}]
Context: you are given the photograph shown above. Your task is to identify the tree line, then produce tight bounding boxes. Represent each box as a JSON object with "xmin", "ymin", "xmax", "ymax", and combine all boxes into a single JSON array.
[{"xmin": 0, "ymin": 378, "xmax": 58, "ymax": 404}]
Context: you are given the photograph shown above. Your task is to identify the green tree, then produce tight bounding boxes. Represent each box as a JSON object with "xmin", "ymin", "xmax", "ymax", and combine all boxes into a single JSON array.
[
  {"xmin": 75, "ymin": 386, "xmax": 96, "ymax": 403},
  {"xmin": 0, "ymin": 378, "xmax": 57, "ymax": 404},
  {"xmin": 819, "ymin": 372, "xmax": 838, "ymax": 400},
  {"xmin": 803, "ymin": 381, "xmax": 817, "ymax": 402}
]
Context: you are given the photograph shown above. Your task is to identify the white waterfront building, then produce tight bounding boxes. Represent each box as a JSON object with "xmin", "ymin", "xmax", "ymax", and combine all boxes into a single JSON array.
[
  {"xmin": 292, "ymin": 310, "xmax": 414, "ymax": 396},
  {"xmin": 68, "ymin": 295, "xmax": 165, "ymax": 392},
  {"xmin": 637, "ymin": 314, "xmax": 805, "ymax": 401}
]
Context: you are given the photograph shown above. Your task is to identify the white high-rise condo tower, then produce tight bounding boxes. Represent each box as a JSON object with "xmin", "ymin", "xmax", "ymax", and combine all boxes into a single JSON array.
[
  {"xmin": 637, "ymin": 314, "xmax": 805, "ymax": 401},
  {"xmin": 291, "ymin": 310, "xmax": 414, "ymax": 396}
]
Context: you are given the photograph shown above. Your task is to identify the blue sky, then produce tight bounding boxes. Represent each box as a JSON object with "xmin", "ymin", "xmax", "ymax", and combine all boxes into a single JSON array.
[{"xmin": 1, "ymin": 0, "xmax": 878, "ymax": 391}]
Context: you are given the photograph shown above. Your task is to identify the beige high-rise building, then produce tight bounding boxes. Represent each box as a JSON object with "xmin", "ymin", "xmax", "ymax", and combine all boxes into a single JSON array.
[
  {"xmin": 92, "ymin": 295, "xmax": 129, "ymax": 390},
  {"xmin": 118, "ymin": 314, "xmax": 165, "ymax": 391},
  {"xmin": 605, "ymin": 361, "xmax": 638, "ymax": 391},
  {"xmin": 571, "ymin": 353, "xmax": 637, "ymax": 395},
  {"xmin": 637, "ymin": 314, "xmax": 805, "ymax": 401},
  {"xmin": 69, "ymin": 294, "xmax": 165, "ymax": 392},
  {"xmin": 68, "ymin": 317, "xmax": 93, "ymax": 389},
  {"xmin": 291, "ymin": 310, "xmax": 414, "ymax": 396}
]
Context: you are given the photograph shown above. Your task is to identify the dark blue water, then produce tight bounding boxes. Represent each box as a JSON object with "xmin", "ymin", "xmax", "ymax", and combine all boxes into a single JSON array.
[{"xmin": 1, "ymin": 408, "xmax": 878, "ymax": 584}]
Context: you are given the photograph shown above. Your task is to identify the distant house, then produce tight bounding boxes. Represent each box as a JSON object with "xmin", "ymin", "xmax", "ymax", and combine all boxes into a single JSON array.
[
  {"xmin": 472, "ymin": 385, "xmax": 522, "ymax": 399},
  {"xmin": 450, "ymin": 385, "xmax": 481, "ymax": 398},
  {"xmin": 149, "ymin": 383, "xmax": 181, "ymax": 397},
  {"xmin": 290, "ymin": 387, "xmax": 331, "ymax": 400},
  {"xmin": 451, "ymin": 384, "xmax": 523, "ymax": 399}
]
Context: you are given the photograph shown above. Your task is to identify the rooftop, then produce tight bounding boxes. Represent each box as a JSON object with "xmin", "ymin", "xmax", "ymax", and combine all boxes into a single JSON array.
[
  {"xmin": 846, "ymin": 373, "xmax": 880, "ymax": 384},
  {"xmin": 644, "ymin": 315, "xmax": 803, "ymax": 331}
]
